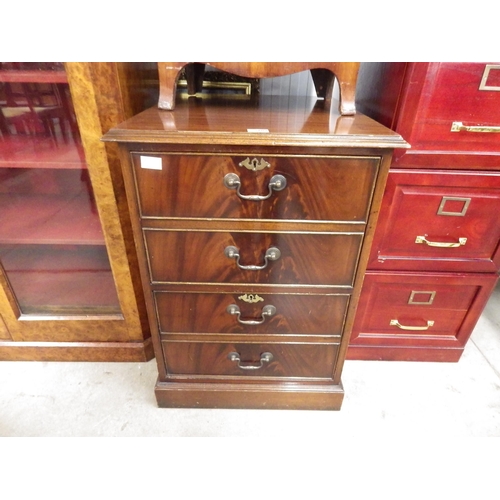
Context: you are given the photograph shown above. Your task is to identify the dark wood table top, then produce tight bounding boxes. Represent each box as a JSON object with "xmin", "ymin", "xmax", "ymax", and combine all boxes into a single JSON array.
[{"xmin": 103, "ymin": 95, "xmax": 409, "ymax": 149}]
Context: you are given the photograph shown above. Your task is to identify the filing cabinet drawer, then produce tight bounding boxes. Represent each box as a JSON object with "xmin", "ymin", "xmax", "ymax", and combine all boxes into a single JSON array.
[
  {"xmin": 369, "ymin": 169, "xmax": 500, "ymax": 272},
  {"xmin": 154, "ymin": 291, "xmax": 349, "ymax": 336},
  {"xmin": 162, "ymin": 341, "xmax": 339, "ymax": 379},
  {"xmin": 400, "ymin": 63, "xmax": 500, "ymax": 154},
  {"xmin": 132, "ymin": 153, "xmax": 379, "ymax": 222},
  {"xmin": 145, "ymin": 229, "xmax": 363, "ymax": 285},
  {"xmin": 350, "ymin": 271, "xmax": 498, "ymax": 348}
]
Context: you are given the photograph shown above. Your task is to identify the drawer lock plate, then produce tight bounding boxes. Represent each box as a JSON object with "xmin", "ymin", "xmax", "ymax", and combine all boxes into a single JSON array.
[{"xmin": 238, "ymin": 157, "xmax": 271, "ymax": 171}]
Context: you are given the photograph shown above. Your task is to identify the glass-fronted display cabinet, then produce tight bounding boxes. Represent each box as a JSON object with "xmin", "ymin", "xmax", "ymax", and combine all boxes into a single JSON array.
[{"xmin": 0, "ymin": 62, "xmax": 152, "ymax": 361}]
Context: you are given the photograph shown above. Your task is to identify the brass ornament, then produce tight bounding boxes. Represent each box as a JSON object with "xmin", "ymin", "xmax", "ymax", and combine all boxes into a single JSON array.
[
  {"xmin": 415, "ymin": 235, "xmax": 467, "ymax": 248},
  {"xmin": 437, "ymin": 196, "xmax": 471, "ymax": 217},
  {"xmin": 239, "ymin": 157, "xmax": 271, "ymax": 171},
  {"xmin": 451, "ymin": 121, "xmax": 500, "ymax": 133},
  {"xmin": 238, "ymin": 294, "xmax": 264, "ymax": 304},
  {"xmin": 408, "ymin": 290, "xmax": 436, "ymax": 305}
]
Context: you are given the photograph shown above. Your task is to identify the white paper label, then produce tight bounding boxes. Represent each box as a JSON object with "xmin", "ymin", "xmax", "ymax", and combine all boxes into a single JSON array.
[
  {"xmin": 247, "ymin": 129, "xmax": 270, "ymax": 133},
  {"xmin": 140, "ymin": 156, "xmax": 162, "ymax": 170}
]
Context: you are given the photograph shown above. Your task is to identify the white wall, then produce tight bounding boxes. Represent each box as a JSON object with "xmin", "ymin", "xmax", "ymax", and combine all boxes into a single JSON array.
[{"xmin": 259, "ymin": 70, "xmax": 339, "ymax": 98}]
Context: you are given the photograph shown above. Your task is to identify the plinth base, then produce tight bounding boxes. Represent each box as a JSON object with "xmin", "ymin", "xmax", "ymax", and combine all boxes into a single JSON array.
[{"xmin": 154, "ymin": 379, "xmax": 344, "ymax": 411}]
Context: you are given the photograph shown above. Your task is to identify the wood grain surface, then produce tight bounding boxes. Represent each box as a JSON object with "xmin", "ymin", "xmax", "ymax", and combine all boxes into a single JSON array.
[
  {"xmin": 154, "ymin": 291, "xmax": 348, "ymax": 336},
  {"xmin": 144, "ymin": 229, "xmax": 362, "ymax": 285},
  {"xmin": 132, "ymin": 153, "xmax": 378, "ymax": 222}
]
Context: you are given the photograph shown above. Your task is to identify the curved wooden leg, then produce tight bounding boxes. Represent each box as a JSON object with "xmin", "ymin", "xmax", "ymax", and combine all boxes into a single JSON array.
[
  {"xmin": 311, "ymin": 65, "xmax": 358, "ymax": 115},
  {"xmin": 337, "ymin": 80, "xmax": 357, "ymax": 115},
  {"xmin": 310, "ymin": 69, "xmax": 335, "ymax": 102},
  {"xmin": 332, "ymin": 63, "xmax": 360, "ymax": 116},
  {"xmin": 157, "ymin": 62, "xmax": 187, "ymax": 110},
  {"xmin": 185, "ymin": 63, "xmax": 206, "ymax": 95},
  {"xmin": 310, "ymin": 69, "xmax": 335, "ymax": 113}
]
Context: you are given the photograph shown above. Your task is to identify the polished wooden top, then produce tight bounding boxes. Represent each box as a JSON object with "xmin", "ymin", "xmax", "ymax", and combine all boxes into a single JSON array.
[{"xmin": 103, "ymin": 95, "xmax": 408, "ymax": 149}]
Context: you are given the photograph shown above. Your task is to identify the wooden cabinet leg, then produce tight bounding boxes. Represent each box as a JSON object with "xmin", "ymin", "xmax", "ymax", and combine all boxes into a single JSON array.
[
  {"xmin": 310, "ymin": 68, "xmax": 335, "ymax": 101},
  {"xmin": 334, "ymin": 65, "xmax": 359, "ymax": 115},
  {"xmin": 158, "ymin": 63, "xmax": 186, "ymax": 110},
  {"xmin": 311, "ymin": 67, "xmax": 357, "ymax": 115},
  {"xmin": 337, "ymin": 80, "xmax": 357, "ymax": 115},
  {"xmin": 185, "ymin": 63, "xmax": 206, "ymax": 95}
]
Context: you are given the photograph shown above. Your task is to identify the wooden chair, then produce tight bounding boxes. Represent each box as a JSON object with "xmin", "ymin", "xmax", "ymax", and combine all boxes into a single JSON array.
[{"xmin": 0, "ymin": 80, "xmax": 74, "ymax": 141}]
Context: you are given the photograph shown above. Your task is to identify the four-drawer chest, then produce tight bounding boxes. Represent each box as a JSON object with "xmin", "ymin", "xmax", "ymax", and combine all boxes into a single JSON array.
[{"xmin": 104, "ymin": 94, "xmax": 407, "ymax": 409}]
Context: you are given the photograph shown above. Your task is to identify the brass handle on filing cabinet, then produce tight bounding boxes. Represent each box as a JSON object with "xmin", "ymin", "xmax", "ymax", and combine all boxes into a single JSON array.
[
  {"xmin": 224, "ymin": 245, "xmax": 281, "ymax": 270},
  {"xmin": 451, "ymin": 121, "xmax": 500, "ymax": 133},
  {"xmin": 223, "ymin": 173, "xmax": 287, "ymax": 200},
  {"xmin": 415, "ymin": 236, "xmax": 467, "ymax": 248},
  {"xmin": 227, "ymin": 351, "xmax": 274, "ymax": 370},
  {"xmin": 226, "ymin": 304, "xmax": 277, "ymax": 325},
  {"xmin": 390, "ymin": 319, "xmax": 435, "ymax": 331}
]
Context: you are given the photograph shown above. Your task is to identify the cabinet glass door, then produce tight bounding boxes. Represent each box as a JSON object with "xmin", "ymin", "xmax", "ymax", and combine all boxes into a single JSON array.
[{"xmin": 0, "ymin": 62, "xmax": 121, "ymax": 316}]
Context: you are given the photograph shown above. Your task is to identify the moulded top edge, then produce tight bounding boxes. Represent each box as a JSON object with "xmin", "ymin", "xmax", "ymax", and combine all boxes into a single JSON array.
[{"xmin": 103, "ymin": 129, "xmax": 409, "ymax": 149}]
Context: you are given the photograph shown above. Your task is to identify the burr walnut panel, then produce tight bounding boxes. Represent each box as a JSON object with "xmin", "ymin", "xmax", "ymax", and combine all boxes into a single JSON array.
[
  {"xmin": 162, "ymin": 341, "xmax": 339, "ymax": 379},
  {"xmin": 144, "ymin": 229, "xmax": 363, "ymax": 286},
  {"xmin": 131, "ymin": 153, "xmax": 379, "ymax": 222},
  {"xmin": 154, "ymin": 291, "xmax": 349, "ymax": 336}
]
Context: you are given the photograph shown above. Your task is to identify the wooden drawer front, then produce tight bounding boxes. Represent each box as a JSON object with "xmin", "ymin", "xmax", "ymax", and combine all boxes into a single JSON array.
[
  {"xmin": 155, "ymin": 292, "xmax": 348, "ymax": 336},
  {"xmin": 132, "ymin": 153, "xmax": 379, "ymax": 222},
  {"xmin": 162, "ymin": 341, "xmax": 339, "ymax": 379},
  {"xmin": 145, "ymin": 229, "xmax": 362, "ymax": 285},
  {"xmin": 350, "ymin": 272, "xmax": 498, "ymax": 348},
  {"xmin": 406, "ymin": 63, "xmax": 500, "ymax": 153},
  {"xmin": 369, "ymin": 170, "xmax": 500, "ymax": 272}
]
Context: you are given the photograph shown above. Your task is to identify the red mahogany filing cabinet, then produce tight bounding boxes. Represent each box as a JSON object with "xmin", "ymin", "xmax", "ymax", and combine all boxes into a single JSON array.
[
  {"xmin": 103, "ymin": 64, "xmax": 407, "ymax": 409},
  {"xmin": 350, "ymin": 62, "xmax": 500, "ymax": 362}
]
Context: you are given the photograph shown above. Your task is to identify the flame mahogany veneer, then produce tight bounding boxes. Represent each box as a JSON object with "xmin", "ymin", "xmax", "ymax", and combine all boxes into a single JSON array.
[{"xmin": 104, "ymin": 91, "xmax": 407, "ymax": 410}]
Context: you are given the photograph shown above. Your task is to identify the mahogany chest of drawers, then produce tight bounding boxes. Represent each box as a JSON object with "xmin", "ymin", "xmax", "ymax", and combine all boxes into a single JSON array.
[
  {"xmin": 104, "ymin": 95, "xmax": 406, "ymax": 409},
  {"xmin": 351, "ymin": 62, "xmax": 500, "ymax": 362}
]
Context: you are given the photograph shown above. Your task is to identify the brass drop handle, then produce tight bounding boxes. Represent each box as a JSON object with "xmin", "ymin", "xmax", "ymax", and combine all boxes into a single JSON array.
[
  {"xmin": 227, "ymin": 351, "xmax": 273, "ymax": 370},
  {"xmin": 226, "ymin": 304, "xmax": 277, "ymax": 325},
  {"xmin": 451, "ymin": 121, "xmax": 500, "ymax": 133},
  {"xmin": 223, "ymin": 172, "xmax": 287, "ymax": 200},
  {"xmin": 390, "ymin": 319, "xmax": 435, "ymax": 331},
  {"xmin": 415, "ymin": 236, "xmax": 467, "ymax": 248},
  {"xmin": 225, "ymin": 245, "xmax": 281, "ymax": 270}
]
